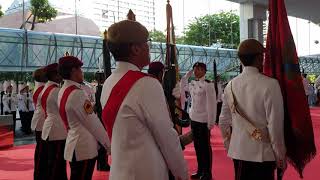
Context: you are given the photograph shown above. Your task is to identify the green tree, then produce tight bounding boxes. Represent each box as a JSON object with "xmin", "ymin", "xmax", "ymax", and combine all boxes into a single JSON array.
[
  {"xmin": 184, "ymin": 11, "xmax": 240, "ymax": 48},
  {"xmin": 26, "ymin": 0, "xmax": 58, "ymax": 30},
  {"xmin": 176, "ymin": 36, "xmax": 185, "ymax": 44},
  {"xmin": 149, "ymin": 30, "xmax": 186, "ymax": 45},
  {"xmin": 149, "ymin": 30, "xmax": 166, "ymax": 43},
  {"xmin": 0, "ymin": 5, "xmax": 4, "ymax": 17}
]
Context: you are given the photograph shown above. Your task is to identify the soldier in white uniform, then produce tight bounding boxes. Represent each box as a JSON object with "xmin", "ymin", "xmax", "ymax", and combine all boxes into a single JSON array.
[
  {"xmin": 301, "ymin": 73, "xmax": 310, "ymax": 100},
  {"xmin": 180, "ymin": 62, "xmax": 217, "ymax": 180},
  {"xmin": 11, "ymin": 80, "xmax": 17, "ymax": 94},
  {"xmin": 0, "ymin": 82, "xmax": 4, "ymax": 115},
  {"xmin": 219, "ymin": 39, "xmax": 287, "ymax": 180},
  {"xmin": 41, "ymin": 63, "xmax": 67, "ymax": 180},
  {"xmin": 100, "ymin": 10, "xmax": 188, "ymax": 180},
  {"xmin": 18, "ymin": 83, "xmax": 34, "ymax": 134},
  {"xmin": 2, "ymin": 81, "xmax": 18, "ymax": 136},
  {"xmin": 30, "ymin": 68, "xmax": 48, "ymax": 180},
  {"xmin": 57, "ymin": 56, "xmax": 110, "ymax": 180}
]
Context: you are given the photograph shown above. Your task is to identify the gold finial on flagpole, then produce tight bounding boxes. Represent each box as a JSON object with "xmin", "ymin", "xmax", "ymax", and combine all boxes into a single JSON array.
[
  {"xmin": 127, "ymin": 9, "xmax": 136, "ymax": 21},
  {"xmin": 103, "ymin": 30, "xmax": 108, "ymax": 40}
]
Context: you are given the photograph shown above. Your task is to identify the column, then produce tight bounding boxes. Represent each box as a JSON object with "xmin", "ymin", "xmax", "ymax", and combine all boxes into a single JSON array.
[{"xmin": 240, "ymin": 2, "xmax": 267, "ymax": 44}]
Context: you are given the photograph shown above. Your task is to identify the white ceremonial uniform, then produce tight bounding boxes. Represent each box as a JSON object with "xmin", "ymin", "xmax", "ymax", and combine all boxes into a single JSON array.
[
  {"xmin": 2, "ymin": 92, "xmax": 18, "ymax": 113},
  {"xmin": 58, "ymin": 80, "xmax": 110, "ymax": 162},
  {"xmin": 180, "ymin": 73, "xmax": 217, "ymax": 129},
  {"xmin": 0, "ymin": 83, "xmax": 3, "ymax": 115},
  {"xmin": 219, "ymin": 67, "xmax": 286, "ymax": 162},
  {"xmin": 11, "ymin": 81, "xmax": 17, "ymax": 94},
  {"xmin": 31, "ymin": 82, "xmax": 46, "ymax": 131},
  {"xmin": 302, "ymin": 77, "xmax": 310, "ymax": 96},
  {"xmin": 81, "ymin": 82, "xmax": 96, "ymax": 105},
  {"xmin": 41, "ymin": 81, "xmax": 67, "ymax": 141},
  {"xmin": 100, "ymin": 62, "xmax": 188, "ymax": 180},
  {"xmin": 18, "ymin": 93, "xmax": 34, "ymax": 112}
]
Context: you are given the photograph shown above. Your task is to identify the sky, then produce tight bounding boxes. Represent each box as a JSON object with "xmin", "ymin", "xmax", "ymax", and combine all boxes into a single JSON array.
[
  {"xmin": 0, "ymin": 0, "xmax": 319, "ymax": 56},
  {"xmin": 154, "ymin": 0, "xmax": 239, "ymax": 33}
]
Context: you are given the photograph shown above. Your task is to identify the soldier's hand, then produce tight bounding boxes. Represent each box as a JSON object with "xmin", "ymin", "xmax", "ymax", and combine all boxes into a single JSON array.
[
  {"xmin": 106, "ymin": 146, "xmax": 111, "ymax": 155},
  {"xmin": 207, "ymin": 123, "xmax": 214, "ymax": 130},
  {"xmin": 172, "ymin": 83, "xmax": 181, "ymax": 99},
  {"xmin": 186, "ymin": 70, "xmax": 193, "ymax": 78},
  {"xmin": 277, "ymin": 159, "xmax": 287, "ymax": 170}
]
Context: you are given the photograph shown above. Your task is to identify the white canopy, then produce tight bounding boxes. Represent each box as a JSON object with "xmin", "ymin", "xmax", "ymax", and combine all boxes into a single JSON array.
[{"xmin": 227, "ymin": 0, "xmax": 320, "ymax": 24}]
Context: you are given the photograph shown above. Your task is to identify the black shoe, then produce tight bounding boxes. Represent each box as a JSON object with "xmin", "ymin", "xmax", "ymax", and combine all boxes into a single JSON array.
[
  {"xmin": 200, "ymin": 173, "xmax": 212, "ymax": 180},
  {"xmin": 21, "ymin": 128, "xmax": 31, "ymax": 135},
  {"xmin": 24, "ymin": 129, "xmax": 32, "ymax": 135},
  {"xmin": 97, "ymin": 164, "xmax": 110, "ymax": 171},
  {"xmin": 190, "ymin": 172, "xmax": 202, "ymax": 179}
]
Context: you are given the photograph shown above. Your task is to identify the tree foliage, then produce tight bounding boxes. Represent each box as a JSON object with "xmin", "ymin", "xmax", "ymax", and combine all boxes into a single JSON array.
[
  {"xmin": 149, "ymin": 30, "xmax": 166, "ymax": 43},
  {"xmin": 184, "ymin": 11, "xmax": 240, "ymax": 48},
  {"xmin": 149, "ymin": 30, "xmax": 185, "ymax": 44},
  {"xmin": 0, "ymin": 5, "xmax": 4, "ymax": 17},
  {"xmin": 29, "ymin": 0, "xmax": 58, "ymax": 30}
]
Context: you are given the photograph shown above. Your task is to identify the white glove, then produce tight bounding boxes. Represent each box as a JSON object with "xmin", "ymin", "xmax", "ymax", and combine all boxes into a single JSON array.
[
  {"xmin": 223, "ymin": 138, "xmax": 230, "ymax": 151},
  {"xmin": 276, "ymin": 157, "xmax": 287, "ymax": 170},
  {"xmin": 172, "ymin": 83, "xmax": 181, "ymax": 99},
  {"xmin": 106, "ymin": 146, "xmax": 111, "ymax": 155},
  {"xmin": 186, "ymin": 70, "xmax": 193, "ymax": 78},
  {"xmin": 207, "ymin": 123, "xmax": 214, "ymax": 130}
]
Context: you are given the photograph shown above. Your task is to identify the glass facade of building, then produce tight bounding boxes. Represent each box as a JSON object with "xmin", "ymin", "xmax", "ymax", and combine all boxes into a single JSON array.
[
  {"xmin": 0, "ymin": 28, "xmax": 318, "ymax": 75},
  {"xmin": 5, "ymin": 0, "xmax": 156, "ymax": 32},
  {"xmin": 91, "ymin": 0, "xmax": 155, "ymax": 31}
]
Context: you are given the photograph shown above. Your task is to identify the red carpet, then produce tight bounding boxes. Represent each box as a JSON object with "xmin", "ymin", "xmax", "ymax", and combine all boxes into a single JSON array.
[{"xmin": 1, "ymin": 108, "xmax": 319, "ymax": 180}]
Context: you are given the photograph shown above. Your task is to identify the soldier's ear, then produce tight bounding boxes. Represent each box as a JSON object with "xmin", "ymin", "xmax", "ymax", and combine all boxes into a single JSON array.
[{"xmin": 130, "ymin": 44, "xmax": 142, "ymax": 56}]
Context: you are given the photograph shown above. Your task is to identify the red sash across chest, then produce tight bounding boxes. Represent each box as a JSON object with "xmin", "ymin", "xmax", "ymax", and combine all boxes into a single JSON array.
[
  {"xmin": 59, "ymin": 85, "xmax": 79, "ymax": 130},
  {"xmin": 102, "ymin": 70, "xmax": 148, "ymax": 140},
  {"xmin": 33, "ymin": 85, "xmax": 45, "ymax": 109},
  {"xmin": 41, "ymin": 84, "xmax": 58, "ymax": 118}
]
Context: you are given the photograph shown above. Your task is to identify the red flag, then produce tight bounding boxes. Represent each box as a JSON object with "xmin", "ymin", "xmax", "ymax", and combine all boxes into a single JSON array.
[{"xmin": 264, "ymin": 0, "xmax": 316, "ymax": 177}]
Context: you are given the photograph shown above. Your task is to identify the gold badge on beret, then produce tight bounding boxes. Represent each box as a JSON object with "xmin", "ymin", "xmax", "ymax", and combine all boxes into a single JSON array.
[{"xmin": 83, "ymin": 100, "xmax": 93, "ymax": 114}]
